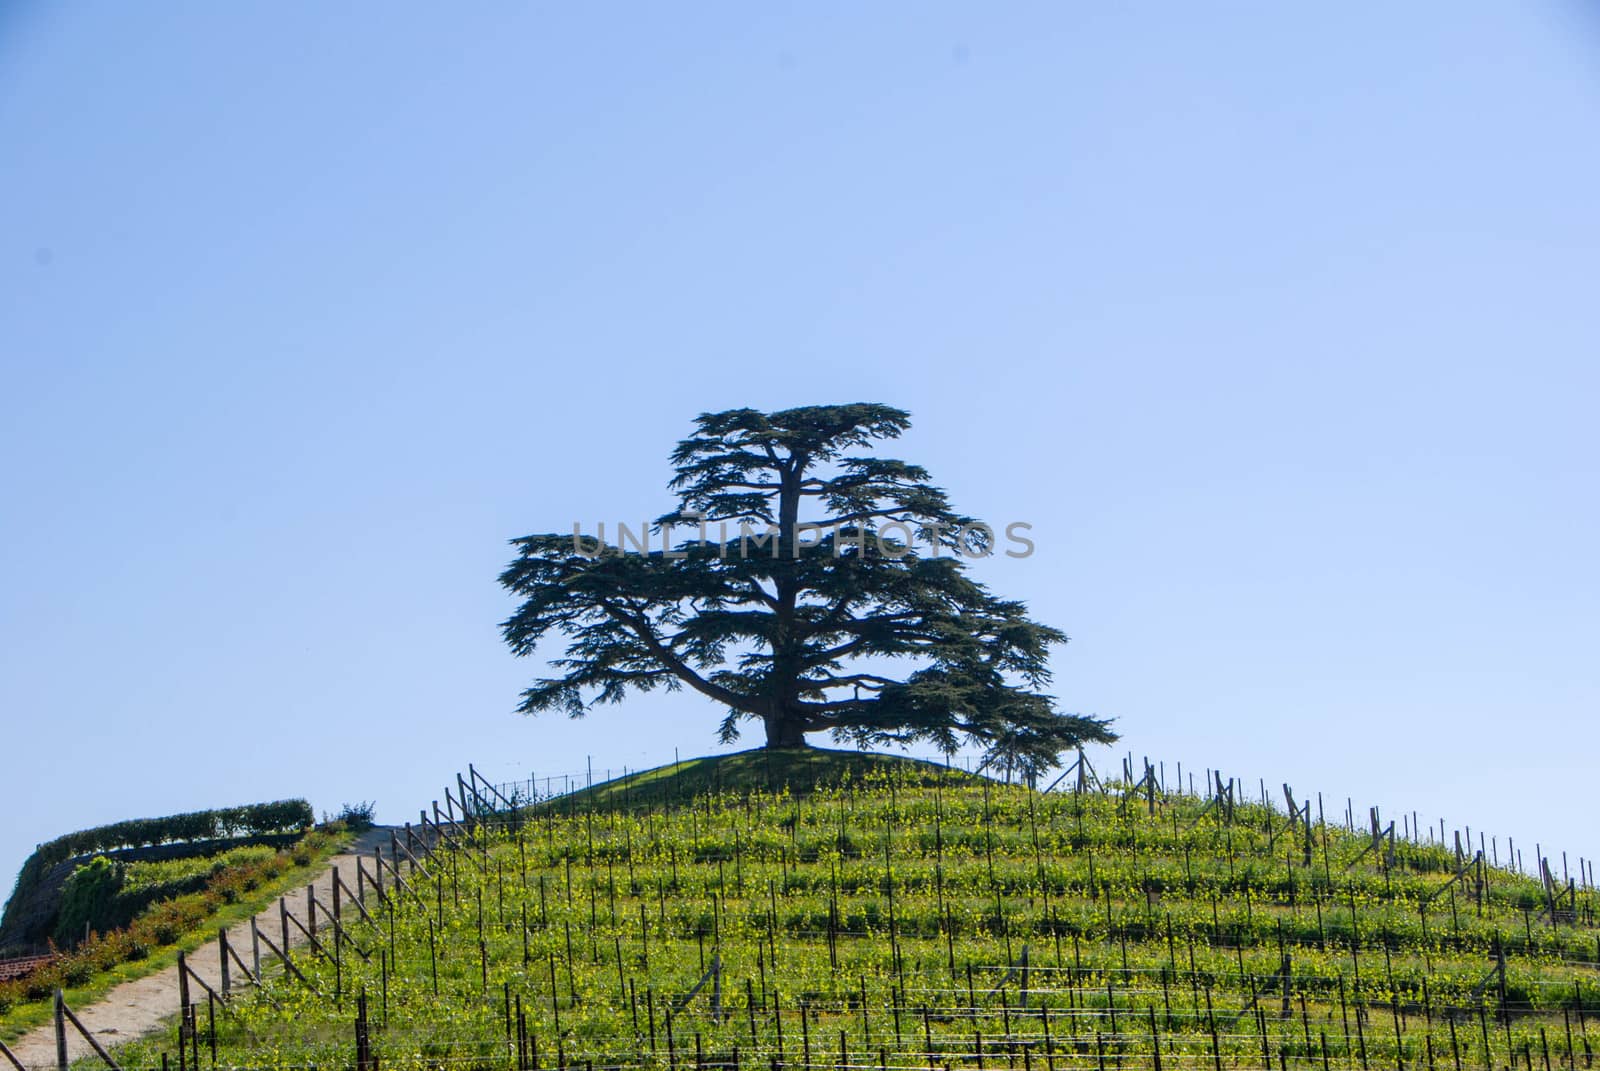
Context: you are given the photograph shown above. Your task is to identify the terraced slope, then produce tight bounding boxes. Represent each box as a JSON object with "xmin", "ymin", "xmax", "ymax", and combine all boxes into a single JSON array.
[{"xmin": 106, "ymin": 751, "xmax": 1600, "ymax": 1071}]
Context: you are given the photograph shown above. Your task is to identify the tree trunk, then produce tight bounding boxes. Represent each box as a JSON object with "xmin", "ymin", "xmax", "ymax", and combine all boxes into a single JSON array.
[{"xmin": 763, "ymin": 715, "xmax": 810, "ymax": 749}]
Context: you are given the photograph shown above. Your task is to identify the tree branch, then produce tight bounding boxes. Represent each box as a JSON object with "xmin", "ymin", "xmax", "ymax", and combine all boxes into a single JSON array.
[{"xmin": 599, "ymin": 602, "xmax": 759, "ymax": 714}]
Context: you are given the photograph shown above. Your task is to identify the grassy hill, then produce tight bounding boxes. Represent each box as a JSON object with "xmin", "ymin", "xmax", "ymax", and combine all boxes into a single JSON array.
[
  {"xmin": 532, "ymin": 747, "xmax": 970, "ymax": 811},
  {"xmin": 105, "ymin": 749, "xmax": 1600, "ymax": 1071}
]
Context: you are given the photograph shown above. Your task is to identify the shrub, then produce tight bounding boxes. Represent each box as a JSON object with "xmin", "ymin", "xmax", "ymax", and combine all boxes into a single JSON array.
[
  {"xmin": 85, "ymin": 929, "xmax": 135, "ymax": 968},
  {"xmin": 21, "ymin": 963, "xmax": 59, "ymax": 1001},
  {"xmin": 61, "ymin": 956, "xmax": 93, "ymax": 986},
  {"xmin": 332, "ymin": 801, "xmax": 377, "ymax": 832},
  {"xmin": 53, "ymin": 856, "xmax": 125, "ymax": 948}
]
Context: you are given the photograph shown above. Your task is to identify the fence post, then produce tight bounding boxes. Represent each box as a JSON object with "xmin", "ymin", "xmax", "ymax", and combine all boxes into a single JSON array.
[
  {"xmin": 219, "ymin": 928, "xmax": 231, "ymax": 998},
  {"xmin": 52, "ymin": 991, "xmax": 124, "ymax": 1071},
  {"xmin": 54, "ymin": 989, "xmax": 69, "ymax": 1071},
  {"xmin": 177, "ymin": 952, "xmax": 190, "ymax": 1021},
  {"xmin": 354, "ymin": 989, "xmax": 369, "ymax": 1071},
  {"xmin": 176, "ymin": 951, "xmax": 192, "ymax": 1071}
]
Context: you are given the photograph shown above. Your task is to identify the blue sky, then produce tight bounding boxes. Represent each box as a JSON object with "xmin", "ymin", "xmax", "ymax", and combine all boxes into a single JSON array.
[{"xmin": 2, "ymin": 4, "xmax": 1598, "ymax": 895}]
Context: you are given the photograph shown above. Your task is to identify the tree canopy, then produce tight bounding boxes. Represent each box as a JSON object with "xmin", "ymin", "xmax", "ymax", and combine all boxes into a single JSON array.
[{"xmin": 498, "ymin": 403, "xmax": 1115, "ymax": 777}]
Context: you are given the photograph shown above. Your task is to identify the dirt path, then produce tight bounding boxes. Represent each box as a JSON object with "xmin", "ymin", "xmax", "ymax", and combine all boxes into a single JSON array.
[{"xmin": 6, "ymin": 826, "xmax": 396, "ymax": 1070}]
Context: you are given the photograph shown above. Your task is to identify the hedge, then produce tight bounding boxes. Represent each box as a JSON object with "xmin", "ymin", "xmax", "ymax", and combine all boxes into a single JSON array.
[{"xmin": 1, "ymin": 799, "xmax": 313, "ymax": 943}]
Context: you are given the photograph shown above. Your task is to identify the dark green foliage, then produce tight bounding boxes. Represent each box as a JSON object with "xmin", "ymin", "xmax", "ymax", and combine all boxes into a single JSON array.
[
  {"xmin": 51, "ymin": 857, "xmax": 124, "ymax": 947},
  {"xmin": 331, "ymin": 801, "xmax": 378, "ymax": 832},
  {"xmin": 501, "ymin": 404, "xmax": 1116, "ymax": 773}
]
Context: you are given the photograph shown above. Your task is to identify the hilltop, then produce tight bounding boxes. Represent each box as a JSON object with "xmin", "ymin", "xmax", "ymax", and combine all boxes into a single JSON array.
[
  {"xmin": 527, "ymin": 747, "xmax": 978, "ymax": 811},
  {"xmin": 95, "ymin": 750, "xmax": 1600, "ymax": 1071}
]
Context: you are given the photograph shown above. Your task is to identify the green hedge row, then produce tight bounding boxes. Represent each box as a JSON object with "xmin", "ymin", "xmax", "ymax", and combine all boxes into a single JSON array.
[{"xmin": 2, "ymin": 800, "xmax": 313, "ymax": 942}]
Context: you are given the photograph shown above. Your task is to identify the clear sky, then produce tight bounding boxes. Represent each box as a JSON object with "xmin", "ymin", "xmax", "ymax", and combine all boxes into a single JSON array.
[{"xmin": 3, "ymin": 4, "xmax": 1598, "ymax": 896}]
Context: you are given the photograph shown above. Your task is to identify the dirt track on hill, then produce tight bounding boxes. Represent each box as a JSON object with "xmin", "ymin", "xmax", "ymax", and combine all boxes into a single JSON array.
[{"xmin": 5, "ymin": 826, "xmax": 395, "ymax": 1070}]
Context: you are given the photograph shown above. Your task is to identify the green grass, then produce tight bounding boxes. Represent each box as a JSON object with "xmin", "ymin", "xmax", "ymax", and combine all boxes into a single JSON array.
[
  {"xmin": 0, "ymin": 830, "xmax": 350, "ymax": 1042},
  {"xmin": 101, "ymin": 751, "xmax": 1600, "ymax": 1071}
]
